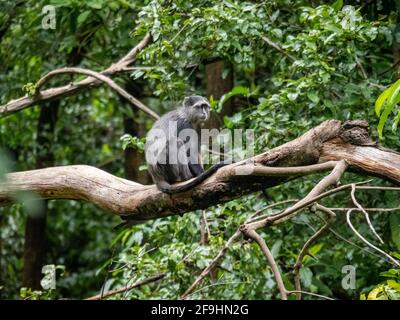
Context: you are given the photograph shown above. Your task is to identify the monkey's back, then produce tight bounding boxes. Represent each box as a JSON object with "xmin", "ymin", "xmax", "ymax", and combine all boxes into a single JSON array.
[{"xmin": 145, "ymin": 110, "xmax": 196, "ymax": 184}]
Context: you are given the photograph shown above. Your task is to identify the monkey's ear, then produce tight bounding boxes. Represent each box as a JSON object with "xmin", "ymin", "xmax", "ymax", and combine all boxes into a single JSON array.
[{"xmin": 183, "ymin": 96, "xmax": 193, "ymax": 108}]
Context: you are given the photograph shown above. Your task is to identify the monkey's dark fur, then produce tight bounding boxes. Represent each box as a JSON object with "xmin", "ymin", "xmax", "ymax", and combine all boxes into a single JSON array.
[{"xmin": 145, "ymin": 95, "xmax": 230, "ymax": 194}]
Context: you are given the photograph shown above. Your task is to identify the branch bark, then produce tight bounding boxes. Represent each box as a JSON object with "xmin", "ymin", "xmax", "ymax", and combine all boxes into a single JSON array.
[
  {"xmin": 0, "ymin": 120, "xmax": 399, "ymax": 221},
  {"xmin": 0, "ymin": 34, "xmax": 151, "ymax": 117},
  {"xmin": 33, "ymin": 67, "xmax": 159, "ymax": 120}
]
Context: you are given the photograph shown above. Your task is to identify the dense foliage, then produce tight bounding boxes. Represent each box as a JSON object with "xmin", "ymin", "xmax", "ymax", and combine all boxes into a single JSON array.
[{"xmin": 1, "ymin": 0, "xmax": 400, "ymax": 300}]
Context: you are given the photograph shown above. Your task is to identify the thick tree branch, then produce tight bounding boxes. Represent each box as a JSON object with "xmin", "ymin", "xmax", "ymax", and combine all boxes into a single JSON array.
[{"xmin": 0, "ymin": 120, "xmax": 399, "ymax": 221}]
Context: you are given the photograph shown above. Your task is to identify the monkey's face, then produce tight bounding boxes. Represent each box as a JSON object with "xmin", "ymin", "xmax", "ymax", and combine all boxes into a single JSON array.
[{"xmin": 183, "ymin": 96, "xmax": 210, "ymax": 126}]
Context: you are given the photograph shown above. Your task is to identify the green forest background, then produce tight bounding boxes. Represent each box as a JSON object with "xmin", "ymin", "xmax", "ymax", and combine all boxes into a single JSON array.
[{"xmin": 1, "ymin": 0, "xmax": 400, "ymax": 300}]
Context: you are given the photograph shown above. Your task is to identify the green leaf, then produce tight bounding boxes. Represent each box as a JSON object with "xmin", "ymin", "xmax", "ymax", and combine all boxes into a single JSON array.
[
  {"xmin": 389, "ymin": 214, "xmax": 400, "ymax": 250},
  {"xmin": 77, "ymin": 11, "xmax": 91, "ymax": 26},
  {"xmin": 387, "ymin": 79, "xmax": 400, "ymax": 109},
  {"xmin": 307, "ymin": 92, "xmax": 320, "ymax": 104},
  {"xmin": 217, "ymin": 86, "xmax": 251, "ymax": 113},
  {"xmin": 300, "ymin": 267, "xmax": 313, "ymax": 288},
  {"xmin": 392, "ymin": 110, "xmax": 400, "ymax": 132},
  {"xmin": 332, "ymin": 0, "xmax": 343, "ymax": 11},
  {"xmin": 87, "ymin": 0, "xmax": 103, "ymax": 9},
  {"xmin": 377, "ymin": 100, "xmax": 394, "ymax": 138},
  {"xmin": 375, "ymin": 86, "xmax": 391, "ymax": 117}
]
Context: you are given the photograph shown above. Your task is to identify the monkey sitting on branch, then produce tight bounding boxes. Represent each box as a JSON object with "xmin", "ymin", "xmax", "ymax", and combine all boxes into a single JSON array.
[{"xmin": 145, "ymin": 95, "xmax": 231, "ymax": 194}]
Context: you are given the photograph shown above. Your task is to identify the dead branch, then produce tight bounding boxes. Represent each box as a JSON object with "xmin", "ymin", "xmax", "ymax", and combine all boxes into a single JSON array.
[
  {"xmin": 246, "ymin": 160, "xmax": 347, "ymax": 230},
  {"xmin": 0, "ymin": 34, "xmax": 151, "ymax": 117},
  {"xmin": 350, "ymin": 184, "xmax": 383, "ymax": 244},
  {"xmin": 293, "ymin": 204, "xmax": 336, "ymax": 300},
  {"xmin": 86, "ymin": 273, "xmax": 165, "ymax": 300},
  {"xmin": 33, "ymin": 67, "xmax": 159, "ymax": 120},
  {"xmin": 181, "ymin": 230, "xmax": 241, "ymax": 299},
  {"xmin": 346, "ymin": 209, "xmax": 400, "ymax": 267},
  {"xmin": 1, "ymin": 120, "xmax": 399, "ymax": 222},
  {"xmin": 241, "ymin": 228, "xmax": 288, "ymax": 300},
  {"xmin": 181, "ymin": 200, "xmax": 299, "ymax": 299}
]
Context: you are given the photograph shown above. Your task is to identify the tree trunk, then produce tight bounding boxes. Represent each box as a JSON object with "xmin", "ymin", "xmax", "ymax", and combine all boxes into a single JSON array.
[
  {"xmin": 22, "ymin": 101, "xmax": 58, "ymax": 289},
  {"xmin": 205, "ymin": 60, "xmax": 234, "ymax": 129},
  {"xmin": 122, "ymin": 80, "xmax": 151, "ymax": 184}
]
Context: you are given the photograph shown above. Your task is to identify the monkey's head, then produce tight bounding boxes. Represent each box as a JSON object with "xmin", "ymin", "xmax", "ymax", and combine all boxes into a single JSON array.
[{"xmin": 182, "ymin": 95, "xmax": 210, "ymax": 127}]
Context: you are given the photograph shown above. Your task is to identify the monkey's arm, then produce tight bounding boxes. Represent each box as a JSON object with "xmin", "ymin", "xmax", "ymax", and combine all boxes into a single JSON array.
[{"xmin": 188, "ymin": 146, "xmax": 205, "ymax": 177}]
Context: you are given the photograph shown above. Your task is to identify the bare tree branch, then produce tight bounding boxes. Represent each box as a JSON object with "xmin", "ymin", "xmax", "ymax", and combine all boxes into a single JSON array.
[
  {"xmin": 261, "ymin": 36, "xmax": 296, "ymax": 61},
  {"xmin": 350, "ymin": 184, "xmax": 383, "ymax": 244},
  {"xmin": 86, "ymin": 273, "xmax": 165, "ymax": 300},
  {"xmin": 242, "ymin": 228, "xmax": 288, "ymax": 300},
  {"xmin": 346, "ymin": 209, "xmax": 400, "ymax": 267},
  {"xmin": 33, "ymin": 67, "xmax": 159, "ymax": 120},
  {"xmin": 181, "ymin": 230, "xmax": 241, "ymax": 299},
  {"xmin": 0, "ymin": 33, "xmax": 151, "ymax": 117},
  {"xmin": 0, "ymin": 120, "xmax": 399, "ymax": 222},
  {"xmin": 293, "ymin": 204, "xmax": 336, "ymax": 300}
]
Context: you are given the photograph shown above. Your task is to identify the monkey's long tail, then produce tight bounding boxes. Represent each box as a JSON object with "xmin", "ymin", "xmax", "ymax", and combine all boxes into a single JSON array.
[{"xmin": 157, "ymin": 160, "xmax": 233, "ymax": 194}]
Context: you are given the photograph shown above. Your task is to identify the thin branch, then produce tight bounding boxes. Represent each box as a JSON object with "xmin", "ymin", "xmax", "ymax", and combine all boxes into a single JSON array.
[
  {"xmin": 293, "ymin": 204, "xmax": 336, "ymax": 300},
  {"xmin": 33, "ymin": 67, "xmax": 159, "ymax": 120},
  {"xmin": 350, "ymin": 184, "xmax": 383, "ymax": 244},
  {"xmin": 355, "ymin": 57, "xmax": 368, "ymax": 80},
  {"xmin": 247, "ymin": 161, "xmax": 340, "ymax": 177},
  {"xmin": 287, "ymin": 290, "xmax": 335, "ymax": 300},
  {"xmin": 328, "ymin": 207, "xmax": 400, "ymax": 212},
  {"xmin": 261, "ymin": 36, "xmax": 296, "ymax": 61},
  {"xmin": 328, "ymin": 228, "xmax": 382, "ymax": 260},
  {"xmin": 200, "ymin": 210, "xmax": 210, "ymax": 245},
  {"xmin": 346, "ymin": 209, "xmax": 400, "ymax": 267},
  {"xmin": 377, "ymin": 59, "xmax": 400, "ymax": 76},
  {"xmin": 86, "ymin": 273, "xmax": 165, "ymax": 300},
  {"xmin": 0, "ymin": 33, "xmax": 151, "ymax": 117},
  {"xmin": 247, "ymin": 160, "xmax": 348, "ymax": 230},
  {"xmin": 181, "ymin": 230, "xmax": 241, "ymax": 299},
  {"xmin": 242, "ymin": 228, "xmax": 288, "ymax": 300}
]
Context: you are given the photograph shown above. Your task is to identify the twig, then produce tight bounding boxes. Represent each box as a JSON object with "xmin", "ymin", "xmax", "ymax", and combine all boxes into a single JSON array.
[
  {"xmin": 355, "ymin": 57, "xmax": 368, "ymax": 80},
  {"xmin": 328, "ymin": 228, "xmax": 382, "ymax": 260},
  {"xmin": 328, "ymin": 207, "xmax": 400, "ymax": 212},
  {"xmin": 346, "ymin": 209, "xmax": 400, "ymax": 267},
  {"xmin": 293, "ymin": 204, "xmax": 336, "ymax": 300},
  {"xmin": 200, "ymin": 210, "xmax": 210, "ymax": 245},
  {"xmin": 350, "ymin": 184, "xmax": 383, "ymax": 244},
  {"xmin": 356, "ymin": 186, "xmax": 400, "ymax": 191},
  {"xmin": 0, "ymin": 33, "xmax": 151, "ymax": 117},
  {"xmin": 242, "ymin": 228, "xmax": 288, "ymax": 300},
  {"xmin": 247, "ymin": 160, "xmax": 348, "ymax": 229},
  {"xmin": 181, "ymin": 230, "xmax": 241, "ymax": 299},
  {"xmin": 240, "ymin": 161, "xmax": 340, "ymax": 177},
  {"xmin": 261, "ymin": 36, "xmax": 296, "ymax": 61},
  {"xmin": 86, "ymin": 273, "xmax": 165, "ymax": 300},
  {"xmin": 287, "ymin": 290, "xmax": 335, "ymax": 300},
  {"xmin": 34, "ymin": 67, "xmax": 159, "ymax": 120}
]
